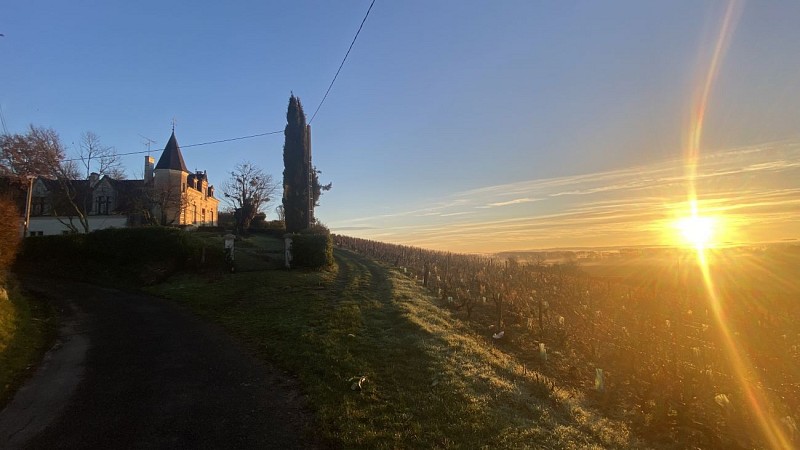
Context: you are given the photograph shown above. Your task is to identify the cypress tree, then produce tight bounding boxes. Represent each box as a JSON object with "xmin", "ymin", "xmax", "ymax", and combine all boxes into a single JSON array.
[{"xmin": 282, "ymin": 94, "xmax": 309, "ymax": 233}]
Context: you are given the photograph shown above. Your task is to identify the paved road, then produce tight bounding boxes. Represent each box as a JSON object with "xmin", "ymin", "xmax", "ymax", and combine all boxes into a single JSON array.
[{"xmin": 0, "ymin": 279, "xmax": 319, "ymax": 449}]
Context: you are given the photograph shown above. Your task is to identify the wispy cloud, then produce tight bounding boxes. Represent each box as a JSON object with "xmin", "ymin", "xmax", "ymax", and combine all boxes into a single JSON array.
[
  {"xmin": 476, "ymin": 197, "xmax": 541, "ymax": 209},
  {"xmin": 330, "ymin": 141, "xmax": 800, "ymax": 252},
  {"xmin": 440, "ymin": 211, "xmax": 472, "ymax": 217}
]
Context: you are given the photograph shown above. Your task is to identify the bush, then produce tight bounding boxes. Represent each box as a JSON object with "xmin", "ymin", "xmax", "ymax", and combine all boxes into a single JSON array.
[
  {"xmin": 261, "ymin": 220, "xmax": 286, "ymax": 232},
  {"xmin": 0, "ymin": 196, "xmax": 21, "ymax": 274},
  {"xmin": 197, "ymin": 225, "xmax": 226, "ymax": 233},
  {"xmin": 301, "ymin": 221, "xmax": 330, "ymax": 235},
  {"xmin": 18, "ymin": 234, "xmax": 89, "ymax": 279},
  {"xmin": 217, "ymin": 211, "xmax": 235, "ymax": 228},
  {"xmin": 289, "ymin": 233, "xmax": 333, "ymax": 269},
  {"xmin": 247, "ymin": 220, "xmax": 286, "ymax": 238},
  {"xmin": 249, "ymin": 212, "xmax": 268, "ymax": 229},
  {"xmin": 16, "ymin": 227, "xmax": 220, "ymax": 285}
]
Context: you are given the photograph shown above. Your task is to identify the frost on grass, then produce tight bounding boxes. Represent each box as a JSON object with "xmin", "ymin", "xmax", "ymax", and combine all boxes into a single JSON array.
[{"xmin": 391, "ymin": 270, "xmax": 635, "ymax": 448}]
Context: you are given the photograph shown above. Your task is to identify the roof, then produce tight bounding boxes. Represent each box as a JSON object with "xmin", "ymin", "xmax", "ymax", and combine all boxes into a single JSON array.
[
  {"xmin": 36, "ymin": 178, "xmax": 93, "ymax": 215},
  {"xmin": 155, "ymin": 131, "xmax": 188, "ymax": 172},
  {"xmin": 106, "ymin": 178, "xmax": 146, "ymax": 213}
]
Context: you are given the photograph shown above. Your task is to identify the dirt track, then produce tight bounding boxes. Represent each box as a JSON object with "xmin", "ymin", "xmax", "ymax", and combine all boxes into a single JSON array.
[{"xmin": 0, "ymin": 279, "xmax": 318, "ymax": 449}]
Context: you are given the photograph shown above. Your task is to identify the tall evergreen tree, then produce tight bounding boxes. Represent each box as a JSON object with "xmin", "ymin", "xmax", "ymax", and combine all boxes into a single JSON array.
[
  {"xmin": 282, "ymin": 95, "xmax": 310, "ymax": 233},
  {"xmin": 281, "ymin": 94, "xmax": 332, "ymax": 233}
]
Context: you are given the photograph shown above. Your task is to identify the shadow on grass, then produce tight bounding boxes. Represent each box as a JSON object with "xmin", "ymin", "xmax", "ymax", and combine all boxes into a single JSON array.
[
  {"xmin": 324, "ymin": 250, "xmax": 506, "ymax": 447},
  {"xmin": 149, "ymin": 248, "xmax": 634, "ymax": 448},
  {"xmin": 338, "ymin": 250, "xmax": 637, "ymax": 448}
]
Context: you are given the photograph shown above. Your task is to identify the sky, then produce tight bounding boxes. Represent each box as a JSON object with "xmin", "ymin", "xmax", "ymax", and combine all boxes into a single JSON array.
[{"xmin": 2, "ymin": 1, "xmax": 799, "ymax": 253}]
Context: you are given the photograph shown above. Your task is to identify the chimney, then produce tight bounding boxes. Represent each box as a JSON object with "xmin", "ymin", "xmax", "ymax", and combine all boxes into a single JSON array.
[
  {"xmin": 89, "ymin": 172, "xmax": 101, "ymax": 187},
  {"xmin": 144, "ymin": 156, "xmax": 155, "ymax": 183}
]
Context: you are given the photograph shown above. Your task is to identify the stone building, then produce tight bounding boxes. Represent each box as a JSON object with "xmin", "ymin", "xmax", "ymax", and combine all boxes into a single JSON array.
[
  {"xmin": 5, "ymin": 131, "xmax": 219, "ymax": 236},
  {"xmin": 147, "ymin": 131, "xmax": 219, "ymax": 227}
]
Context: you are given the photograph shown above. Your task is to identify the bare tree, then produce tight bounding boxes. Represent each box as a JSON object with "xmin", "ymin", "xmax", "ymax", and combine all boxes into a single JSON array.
[
  {"xmin": 142, "ymin": 182, "xmax": 186, "ymax": 226},
  {"xmin": 78, "ymin": 131, "xmax": 125, "ymax": 179},
  {"xmin": 0, "ymin": 125, "xmax": 67, "ymax": 179},
  {"xmin": 51, "ymin": 158, "xmax": 92, "ymax": 233},
  {"xmin": 223, "ymin": 161, "xmax": 278, "ymax": 234},
  {"xmin": 0, "ymin": 125, "xmax": 93, "ymax": 232}
]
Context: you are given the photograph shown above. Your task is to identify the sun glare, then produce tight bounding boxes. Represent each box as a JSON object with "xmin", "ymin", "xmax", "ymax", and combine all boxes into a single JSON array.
[{"xmin": 677, "ymin": 215, "xmax": 715, "ymax": 249}]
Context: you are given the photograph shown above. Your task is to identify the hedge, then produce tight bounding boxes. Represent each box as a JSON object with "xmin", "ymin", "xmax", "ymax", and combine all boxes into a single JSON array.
[
  {"xmin": 16, "ymin": 227, "xmax": 222, "ymax": 285},
  {"xmin": 288, "ymin": 233, "xmax": 333, "ymax": 269}
]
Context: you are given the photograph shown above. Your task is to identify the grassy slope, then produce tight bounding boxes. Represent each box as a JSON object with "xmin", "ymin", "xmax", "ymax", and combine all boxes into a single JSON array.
[
  {"xmin": 0, "ymin": 276, "xmax": 55, "ymax": 408},
  {"xmin": 149, "ymin": 245, "xmax": 638, "ymax": 449}
]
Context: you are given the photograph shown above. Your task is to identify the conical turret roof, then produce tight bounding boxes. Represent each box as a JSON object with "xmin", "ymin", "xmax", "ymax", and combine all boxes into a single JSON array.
[{"xmin": 155, "ymin": 131, "xmax": 188, "ymax": 172}]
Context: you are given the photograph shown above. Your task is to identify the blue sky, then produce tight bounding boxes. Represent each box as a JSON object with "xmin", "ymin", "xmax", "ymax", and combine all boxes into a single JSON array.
[{"xmin": 2, "ymin": 1, "xmax": 799, "ymax": 251}]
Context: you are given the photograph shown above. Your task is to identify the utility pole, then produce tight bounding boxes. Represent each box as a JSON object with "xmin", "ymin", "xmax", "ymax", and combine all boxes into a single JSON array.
[
  {"xmin": 306, "ymin": 124, "xmax": 313, "ymax": 228},
  {"xmin": 23, "ymin": 175, "xmax": 35, "ymax": 237}
]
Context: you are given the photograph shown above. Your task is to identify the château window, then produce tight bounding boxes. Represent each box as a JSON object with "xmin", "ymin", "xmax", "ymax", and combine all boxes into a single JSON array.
[{"xmin": 95, "ymin": 195, "xmax": 112, "ymax": 215}]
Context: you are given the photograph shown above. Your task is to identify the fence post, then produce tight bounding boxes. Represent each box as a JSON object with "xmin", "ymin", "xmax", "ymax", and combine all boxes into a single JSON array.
[{"xmin": 595, "ymin": 368, "xmax": 605, "ymax": 392}]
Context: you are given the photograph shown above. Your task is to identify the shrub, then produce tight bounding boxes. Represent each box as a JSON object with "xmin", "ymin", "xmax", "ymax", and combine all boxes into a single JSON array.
[
  {"xmin": 289, "ymin": 233, "xmax": 333, "ymax": 269},
  {"xmin": 0, "ymin": 196, "xmax": 21, "ymax": 274},
  {"xmin": 217, "ymin": 211, "xmax": 235, "ymax": 228},
  {"xmin": 86, "ymin": 227, "xmax": 198, "ymax": 266},
  {"xmin": 302, "ymin": 221, "xmax": 330, "ymax": 235},
  {"xmin": 16, "ymin": 227, "xmax": 219, "ymax": 285},
  {"xmin": 247, "ymin": 220, "xmax": 286, "ymax": 238},
  {"xmin": 197, "ymin": 225, "xmax": 226, "ymax": 233},
  {"xmin": 18, "ymin": 234, "xmax": 89, "ymax": 280},
  {"xmin": 249, "ymin": 212, "xmax": 268, "ymax": 229},
  {"xmin": 261, "ymin": 220, "xmax": 286, "ymax": 232}
]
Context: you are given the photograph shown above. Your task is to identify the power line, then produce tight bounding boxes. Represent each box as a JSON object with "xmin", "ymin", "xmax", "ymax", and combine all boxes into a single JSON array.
[
  {"xmin": 181, "ymin": 130, "xmax": 283, "ymax": 148},
  {"xmin": 62, "ymin": 129, "xmax": 283, "ymax": 162},
  {"xmin": 309, "ymin": 0, "xmax": 376, "ymax": 124},
  {"xmin": 55, "ymin": 1, "xmax": 377, "ymax": 164}
]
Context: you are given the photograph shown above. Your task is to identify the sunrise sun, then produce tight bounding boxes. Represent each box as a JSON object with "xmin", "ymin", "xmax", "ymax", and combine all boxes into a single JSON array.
[{"xmin": 676, "ymin": 214, "xmax": 716, "ymax": 250}]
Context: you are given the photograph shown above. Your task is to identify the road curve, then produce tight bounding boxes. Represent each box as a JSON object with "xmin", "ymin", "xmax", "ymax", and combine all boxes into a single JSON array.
[{"xmin": 0, "ymin": 279, "xmax": 319, "ymax": 449}]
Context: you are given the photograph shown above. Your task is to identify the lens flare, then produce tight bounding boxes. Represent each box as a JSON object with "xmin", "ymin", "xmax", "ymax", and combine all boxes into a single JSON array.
[{"xmin": 683, "ymin": 1, "xmax": 793, "ymax": 448}]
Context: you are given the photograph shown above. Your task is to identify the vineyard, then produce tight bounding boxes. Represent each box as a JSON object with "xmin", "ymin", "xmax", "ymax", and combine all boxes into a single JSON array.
[{"xmin": 334, "ymin": 235, "xmax": 800, "ymax": 449}]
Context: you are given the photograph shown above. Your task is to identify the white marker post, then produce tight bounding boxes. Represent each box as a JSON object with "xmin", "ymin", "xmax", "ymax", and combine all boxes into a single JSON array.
[
  {"xmin": 223, "ymin": 234, "xmax": 235, "ymax": 272},
  {"xmin": 284, "ymin": 236, "xmax": 293, "ymax": 269}
]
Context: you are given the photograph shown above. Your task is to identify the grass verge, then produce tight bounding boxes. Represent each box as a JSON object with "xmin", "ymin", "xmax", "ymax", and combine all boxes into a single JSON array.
[
  {"xmin": 148, "ymin": 247, "xmax": 638, "ymax": 449},
  {"xmin": 0, "ymin": 275, "xmax": 56, "ymax": 409}
]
